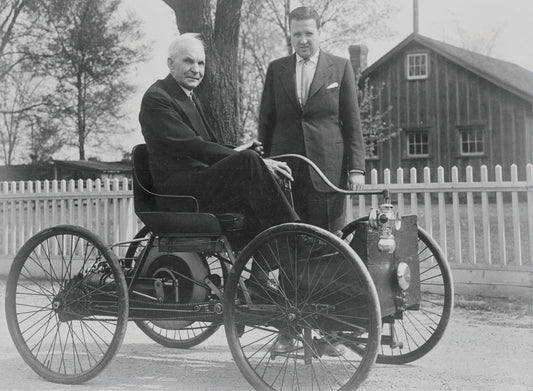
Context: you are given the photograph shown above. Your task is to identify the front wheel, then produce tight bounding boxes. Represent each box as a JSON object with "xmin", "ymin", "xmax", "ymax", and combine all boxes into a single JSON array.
[
  {"xmin": 5, "ymin": 225, "xmax": 128, "ymax": 383},
  {"xmin": 224, "ymin": 223, "xmax": 381, "ymax": 391}
]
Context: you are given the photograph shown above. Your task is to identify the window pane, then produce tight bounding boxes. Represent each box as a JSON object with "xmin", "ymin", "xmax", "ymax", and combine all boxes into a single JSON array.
[
  {"xmin": 407, "ymin": 54, "xmax": 427, "ymax": 78},
  {"xmin": 460, "ymin": 127, "xmax": 484, "ymax": 154}
]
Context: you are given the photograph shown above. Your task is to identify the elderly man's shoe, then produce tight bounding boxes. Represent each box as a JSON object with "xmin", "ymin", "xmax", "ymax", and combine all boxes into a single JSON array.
[
  {"xmin": 314, "ymin": 339, "xmax": 346, "ymax": 357},
  {"xmin": 271, "ymin": 334, "xmax": 296, "ymax": 354}
]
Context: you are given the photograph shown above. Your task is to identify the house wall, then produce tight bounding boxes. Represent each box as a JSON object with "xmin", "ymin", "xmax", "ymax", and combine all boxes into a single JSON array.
[{"xmin": 363, "ymin": 42, "xmax": 533, "ymax": 181}]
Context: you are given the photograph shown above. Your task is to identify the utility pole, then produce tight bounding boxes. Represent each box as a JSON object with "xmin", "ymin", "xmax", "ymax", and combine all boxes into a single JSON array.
[{"xmin": 413, "ymin": 0, "xmax": 419, "ymax": 34}]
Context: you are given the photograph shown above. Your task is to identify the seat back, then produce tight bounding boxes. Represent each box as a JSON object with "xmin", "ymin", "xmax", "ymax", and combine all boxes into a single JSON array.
[{"xmin": 132, "ymin": 144, "xmax": 155, "ymax": 214}]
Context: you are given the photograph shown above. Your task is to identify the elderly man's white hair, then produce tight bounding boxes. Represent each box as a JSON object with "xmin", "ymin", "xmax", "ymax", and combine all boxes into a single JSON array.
[{"xmin": 168, "ymin": 33, "xmax": 204, "ymax": 59}]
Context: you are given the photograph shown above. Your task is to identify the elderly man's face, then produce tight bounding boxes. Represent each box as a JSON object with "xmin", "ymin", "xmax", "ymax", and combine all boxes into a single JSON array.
[
  {"xmin": 290, "ymin": 18, "xmax": 320, "ymax": 60},
  {"xmin": 168, "ymin": 42, "xmax": 205, "ymax": 90}
]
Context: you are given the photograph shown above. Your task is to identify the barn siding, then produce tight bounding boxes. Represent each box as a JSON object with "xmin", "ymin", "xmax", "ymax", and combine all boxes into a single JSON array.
[{"xmin": 363, "ymin": 44, "xmax": 533, "ymax": 181}]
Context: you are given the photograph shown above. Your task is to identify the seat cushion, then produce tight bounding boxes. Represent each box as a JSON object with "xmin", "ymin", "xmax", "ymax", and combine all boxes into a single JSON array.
[
  {"xmin": 137, "ymin": 212, "xmax": 246, "ymax": 235},
  {"xmin": 138, "ymin": 212, "xmax": 222, "ymax": 235}
]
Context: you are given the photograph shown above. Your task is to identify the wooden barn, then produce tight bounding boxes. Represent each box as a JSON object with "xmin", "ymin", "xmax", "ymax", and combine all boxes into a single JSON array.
[{"xmin": 349, "ymin": 33, "xmax": 533, "ymax": 181}]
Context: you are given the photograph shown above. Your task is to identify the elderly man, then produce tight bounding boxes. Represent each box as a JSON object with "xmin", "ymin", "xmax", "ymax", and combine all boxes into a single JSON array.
[
  {"xmin": 139, "ymin": 33, "xmax": 299, "ymax": 241},
  {"xmin": 259, "ymin": 6, "xmax": 365, "ymax": 233}
]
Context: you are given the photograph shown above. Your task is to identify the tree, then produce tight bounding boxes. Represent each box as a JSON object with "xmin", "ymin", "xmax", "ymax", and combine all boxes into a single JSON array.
[
  {"xmin": 0, "ymin": 0, "xmax": 27, "ymax": 79},
  {"xmin": 452, "ymin": 20, "xmax": 503, "ymax": 56},
  {"xmin": 162, "ymin": 0, "xmax": 243, "ymax": 144},
  {"xmin": 357, "ymin": 77, "xmax": 398, "ymax": 158},
  {"xmin": 0, "ymin": 60, "xmax": 49, "ymax": 164},
  {"xmin": 27, "ymin": 0, "xmax": 147, "ymax": 160}
]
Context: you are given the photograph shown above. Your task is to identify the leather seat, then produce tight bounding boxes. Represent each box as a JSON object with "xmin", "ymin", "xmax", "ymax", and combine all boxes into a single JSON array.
[{"xmin": 132, "ymin": 144, "xmax": 245, "ymax": 234}]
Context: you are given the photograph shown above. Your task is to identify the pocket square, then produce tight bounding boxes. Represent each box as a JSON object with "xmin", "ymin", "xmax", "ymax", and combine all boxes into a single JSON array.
[{"xmin": 326, "ymin": 82, "xmax": 339, "ymax": 89}]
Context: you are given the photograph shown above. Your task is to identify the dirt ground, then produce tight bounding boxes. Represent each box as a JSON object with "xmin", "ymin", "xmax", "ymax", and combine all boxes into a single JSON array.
[{"xmin": 0, "ymin": 278, "xmax": 531, "ymax": 391}]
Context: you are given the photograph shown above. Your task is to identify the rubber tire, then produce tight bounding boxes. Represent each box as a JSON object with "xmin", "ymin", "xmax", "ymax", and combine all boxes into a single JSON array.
[
  {"xmin": 5, "ymin": 225, "xmax": 128, "ymax": 384},
  {"xmin": 224, "ymin": 223, "xmax": 381, "ymax": 391}
]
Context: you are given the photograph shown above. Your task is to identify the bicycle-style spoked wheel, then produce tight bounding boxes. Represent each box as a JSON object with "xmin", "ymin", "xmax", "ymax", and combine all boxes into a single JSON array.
[
  {"xmin": 225, "ymin": 223, "xmax": 381, "ymax": 391},
  {"xmin": 376, "ymin": 227, "xmax": 453, "ymax": 364},
  {"xmin": 5, "ymin": 225, "xmax": 128, "ymax": 383},
  {"xmin": 127, "ymin": 227, "xmax": 225, "ymax": 348}
]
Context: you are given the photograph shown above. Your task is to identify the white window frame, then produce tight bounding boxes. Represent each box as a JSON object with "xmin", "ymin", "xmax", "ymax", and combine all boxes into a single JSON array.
[
  {"xmin": 406, "ymin": 53, "xmax": 429, "ymax": 80},
  {"xmin": 406, "ymin": 131, "xmax": 429, "ymax": 157},
  {"xmin": 458, "ymin": 126, "xmax": 485, "ymax": 156}
]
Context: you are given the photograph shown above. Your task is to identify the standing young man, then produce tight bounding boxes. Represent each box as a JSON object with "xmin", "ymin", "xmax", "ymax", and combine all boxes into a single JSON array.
[{"xmin": 259, "ymin": 6, "xmax": 365, "ymax": 233}]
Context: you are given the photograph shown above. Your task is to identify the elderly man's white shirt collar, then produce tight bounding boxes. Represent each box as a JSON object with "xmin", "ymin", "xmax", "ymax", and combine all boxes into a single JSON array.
[
  {"xmin": 179, "ymin": 85, "xmax": 194, "ymax": 99},
  {"xmin": 296, "ymin": 49, "xmax": 320, "ymax": 64}
]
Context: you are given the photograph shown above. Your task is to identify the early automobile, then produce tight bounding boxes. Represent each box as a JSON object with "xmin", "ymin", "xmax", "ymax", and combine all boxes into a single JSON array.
[{"xmin": 5, "ymin": 145, "xmax": 453, "ymax": 390}]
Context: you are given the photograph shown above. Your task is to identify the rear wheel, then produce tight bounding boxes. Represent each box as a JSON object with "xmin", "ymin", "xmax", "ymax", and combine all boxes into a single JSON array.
[
  {"xmin": 342, "ymin": 219, "xmax": 453, "ymax": 364},
  {"xmin": 5, "ymin": 225, "xmax": 128, "ymax": 383},
  {"xmin": 225, "ymin": 223, "xmax": 381, "ymax": 391},
  {"xmin": 127, "ymin": 227, "xmax": 226, "ymax": 348}
]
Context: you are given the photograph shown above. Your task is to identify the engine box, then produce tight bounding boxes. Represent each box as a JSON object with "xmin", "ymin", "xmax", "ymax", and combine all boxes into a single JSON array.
[{"xmin": 349, "ymin": 215, "xmax": 420, "ymax": 317}]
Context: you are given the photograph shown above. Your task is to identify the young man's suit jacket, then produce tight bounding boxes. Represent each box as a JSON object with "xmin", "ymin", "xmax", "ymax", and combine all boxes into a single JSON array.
[
  {"xmin": 259, "ymin": 51, "xmax": 365, "ymax": 192},
  {"xmin": 139, "ymin": 74, "xmax": 236, "ymax": 193}
]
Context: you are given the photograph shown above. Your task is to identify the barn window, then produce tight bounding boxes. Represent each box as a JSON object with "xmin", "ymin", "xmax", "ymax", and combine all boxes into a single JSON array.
[
  {"xmin": 406, "ymin": 131, "xmax": 429, "ymax": 157},
  {"xmin": 406, "ymin": 53, "xmax": 428, "ymax": 80},
  {"xmin": 458, "ymin": 126, "xmax": 484, "ymax": 155}
]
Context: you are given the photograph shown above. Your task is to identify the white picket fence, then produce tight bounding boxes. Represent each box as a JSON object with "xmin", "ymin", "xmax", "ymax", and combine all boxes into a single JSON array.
[{"xmin": 0, "ymin": 164, "xmax": 532, "ymax": 272}]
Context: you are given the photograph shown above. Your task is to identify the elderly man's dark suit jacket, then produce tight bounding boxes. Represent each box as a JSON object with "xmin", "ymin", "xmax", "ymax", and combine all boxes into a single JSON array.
[
  {"xmin": 139, "ymin": 74, "xmax": 236, "ymax": 194},
  {"xmin": 259, "ymin": 51, "xmax": 364, "ymax": 192}
]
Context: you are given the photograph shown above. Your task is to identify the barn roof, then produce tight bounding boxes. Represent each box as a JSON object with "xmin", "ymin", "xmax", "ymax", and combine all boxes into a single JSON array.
[{"xmin": 363, "ymin": 33, "xmax": 533, "ymax": 102}]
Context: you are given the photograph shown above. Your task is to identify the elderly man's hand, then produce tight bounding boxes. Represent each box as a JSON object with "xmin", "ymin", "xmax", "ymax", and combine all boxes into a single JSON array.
[
  {"xmin": 264, "ymin": 158, "xmax": 293, "ymax": 182},
  {"xmin": 348, "ymin": 172, "xmax": 365, "ymax": 191},
  {"xmin": 250, "ymin": 140, "xmax": 264, "ymax": 156}
]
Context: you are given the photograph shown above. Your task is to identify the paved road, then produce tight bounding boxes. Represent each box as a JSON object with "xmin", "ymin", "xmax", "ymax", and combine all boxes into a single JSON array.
[{"xmin": 0, "ymin": 280, "xmax": 531, "ymax": 390}]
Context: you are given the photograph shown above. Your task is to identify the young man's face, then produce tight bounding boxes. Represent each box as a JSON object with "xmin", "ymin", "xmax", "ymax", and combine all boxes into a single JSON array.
[
  {"xmin": 290, "ymin": 18, "xmax": 320, "ymax": 59},
  {"xmin": 168, "ymin": 42, "xmax": 205, "ymax": 90}
]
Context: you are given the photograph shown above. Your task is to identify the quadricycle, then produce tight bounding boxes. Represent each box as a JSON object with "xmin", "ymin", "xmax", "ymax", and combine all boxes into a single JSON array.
[{"xmin": 5, "ymin": 144, "xmax": 453, "ymax": 390}]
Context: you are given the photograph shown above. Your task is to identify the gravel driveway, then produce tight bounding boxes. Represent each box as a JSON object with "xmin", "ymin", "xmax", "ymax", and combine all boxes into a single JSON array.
[{"xmin": 0, "ymin": 278, "xmax": 531, "ymax": 390}]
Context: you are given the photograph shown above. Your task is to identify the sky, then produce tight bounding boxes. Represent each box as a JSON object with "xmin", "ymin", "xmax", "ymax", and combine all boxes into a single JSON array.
[{"xmin": 97, "ymin": 0, "xmax": 533, "ymax": 161}]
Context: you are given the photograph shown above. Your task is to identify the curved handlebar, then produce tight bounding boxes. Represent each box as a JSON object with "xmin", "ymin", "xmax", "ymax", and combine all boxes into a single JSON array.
[{"xmin": 270, "ymin": 153, "xmax": 389, "ymax": 199}]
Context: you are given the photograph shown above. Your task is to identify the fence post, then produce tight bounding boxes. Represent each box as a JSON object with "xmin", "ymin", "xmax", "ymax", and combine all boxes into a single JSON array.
[
  {"xmin": 423, "ymin": 167, "xmax": 432, "ymax": 237},
  {"xmin": 437, "ymin": 167, "xmax": 447, "ymax": 258},
  {"xmin": 480, "ymin": 166, "xmax": 492, "ymax": 264},
  {"xmin": 1, "ymin": 182, "xmax": 8, "ymax": 255},
  {"xmin": 17, "ymin": 181, "xmax": 25, "ymax": 249},
  {"xmin": 451, "ymin": 167, "xmax": 461, "ymax": 264},
  {"xmin": 495, "ymin": 165, "xmax": 506, "ymax": 265},
  {"xmin": 113, "ymin": 178, "xmax": 120, "ymax": 244},
  {"xmin": 397, "ymin": 168, "xmax": 405, "ymax": 216},
  {"xmin": 50, "ymin": 180, "xmax": 56, "ymax": 228},
  {"xmin": 43, "ymin": 180, "xmax": 50, "ymax": 229},
  {"xmin": 371, "ymin": 169, "xmax": 378, "ymax": 209},
  {"xmin": 104, "ymin": 179, "xmax": 110, "ymax": 243},
  {"xmin": 68, "ymin": 180, "xmax": 75, "ymax": 225},
  {"xmin": 59, "ymin": 180, "xmax": 66, "ymax": 224},
  {"xmin": 510, "ymin": 165, "xmax": 522, "ymax": 265},
  {"xmin": 26, "ymin": 181, "xmax": 34, "ymax": 240},
  {"xmin": 410, "ymin": 167, "xmax": 418, "ymax": 216},
  {"xmin": 77, "ymin": 179, "xmax": 84, "ymax": 228},
  {"xmin": 526, "ymin": 164, "xmax": 533, "ymax": 265},
  {"xmin": 465, "ymin": 166, "xmax": 476, "ymax": 264}
]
